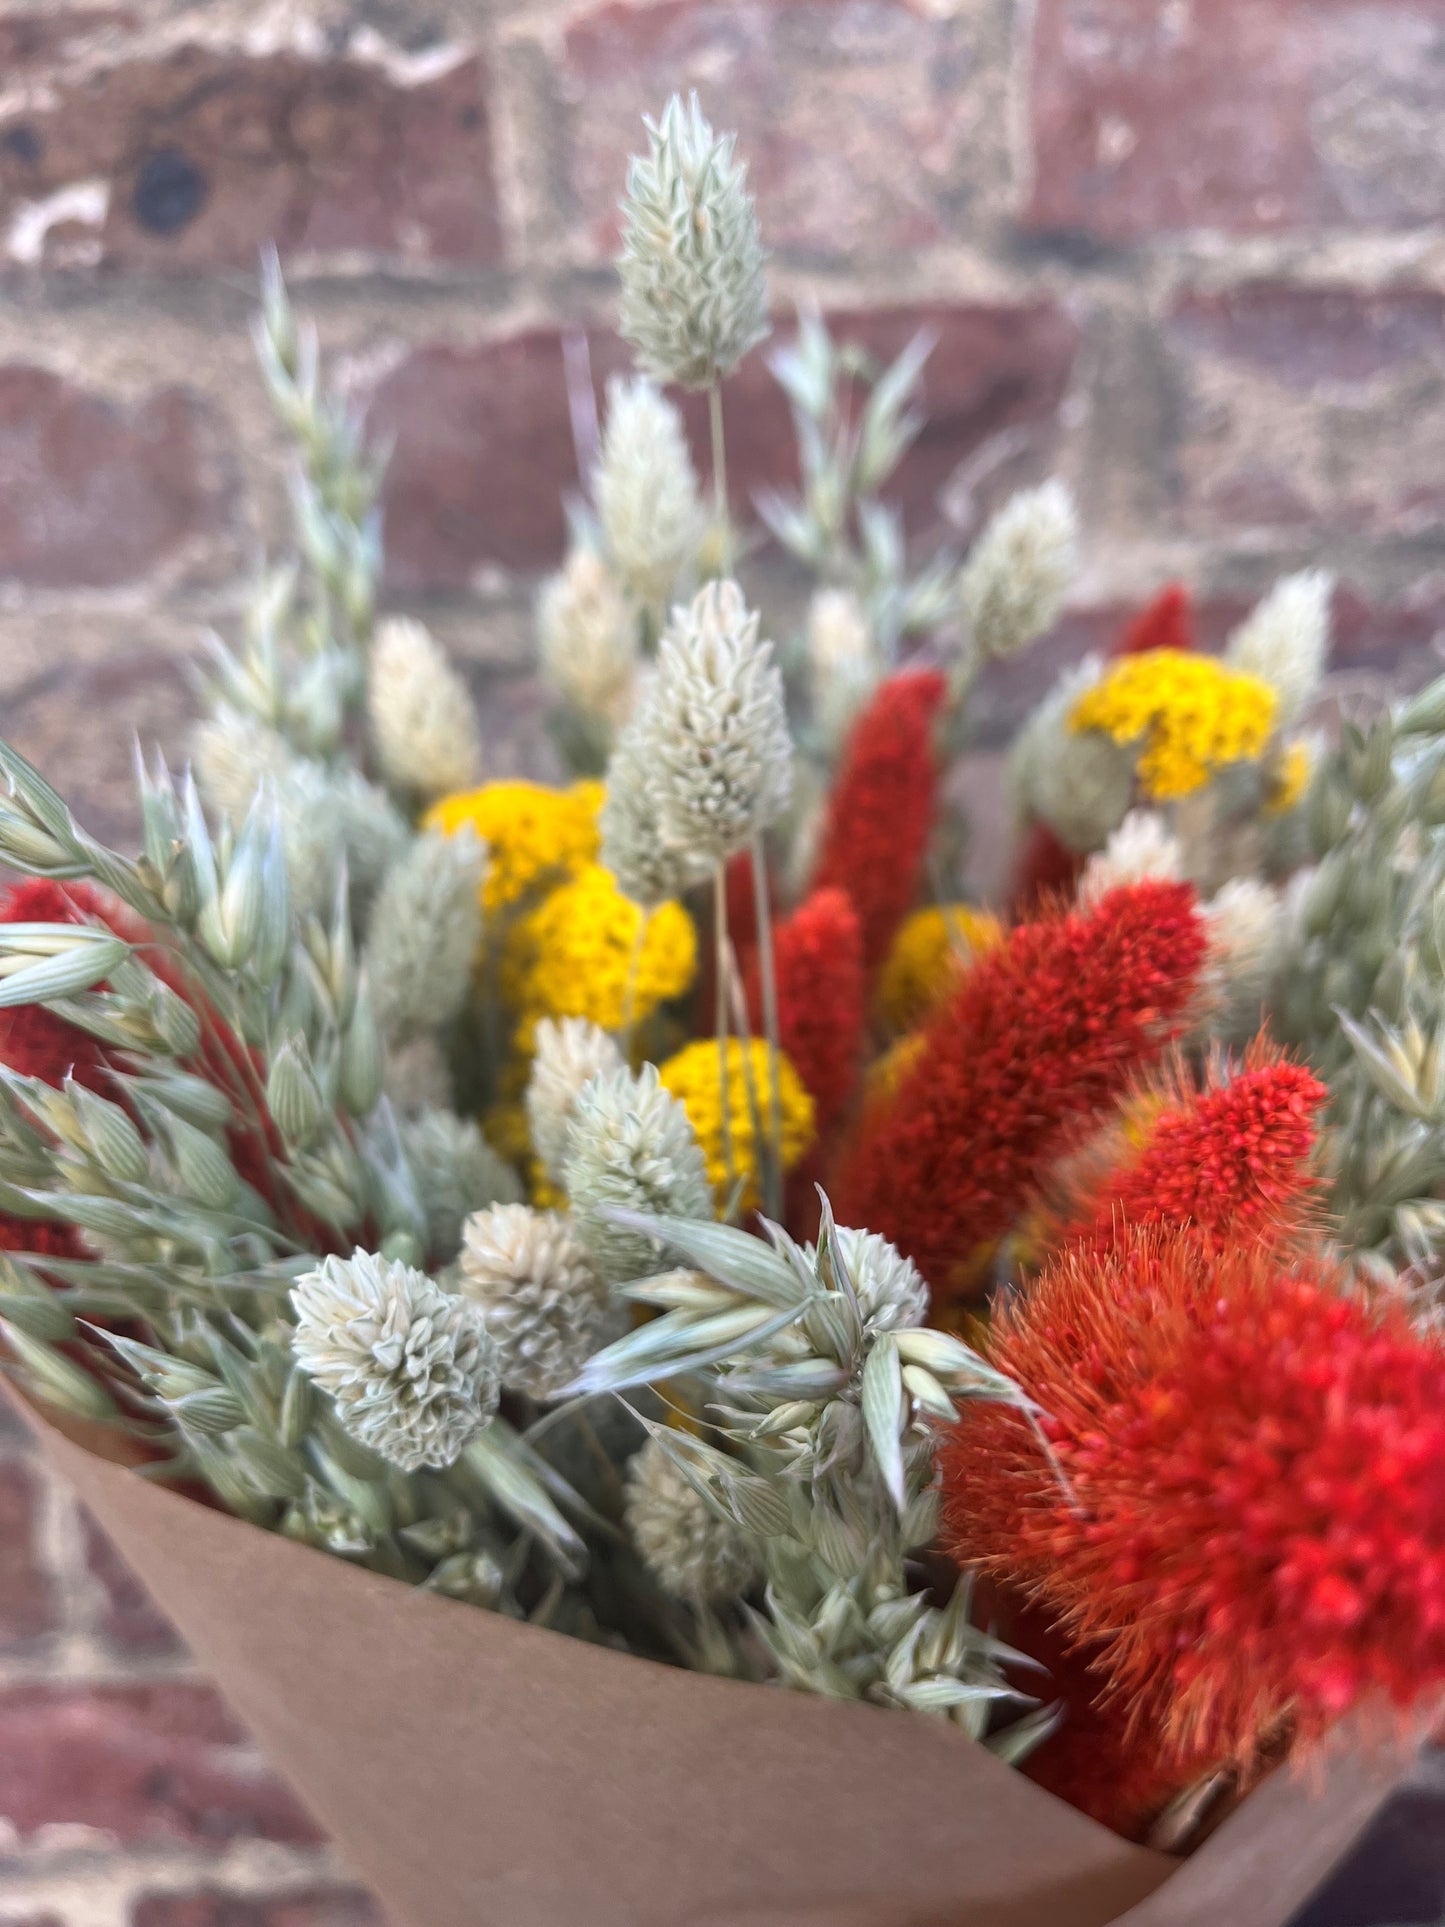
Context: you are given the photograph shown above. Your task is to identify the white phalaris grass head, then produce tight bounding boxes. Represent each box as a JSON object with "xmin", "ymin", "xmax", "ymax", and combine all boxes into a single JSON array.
[
  {"xmin": 525, "ymin": 1017, "xmax": 626, "ymax": 1184},
  {"xmin": 636, "ymin": 579, "xmax": 793, "ymax": 867},
  {"xmin": 1225, "ymin": 570, "xmax": 1332, "ymax": 725},
  {"xmin": 618, "ymin": 93, "xmax": 770, "ymax": 391},
  {"xmin": 383, "ymin": 1032, "xmax": 454, "ymax": 1117},
  {"xmin": 806, "ymin": 588, "xmax": 879, "ymax": 754},
  {"xmin": 401, "ymin": 1108, "xmax": 523, "ymax": 1266},
  {"xmin": 1009, "ymin": 655, "xmax": 1133, "ymax": 854},
  {"xmin": 457, "ymin": 1203, "xmax": 611, "ymax": 1401},
  {"xmin": 367, "ymin": 617, "xmax": 483, "ymax": 802},
  {"xmin": 193, "ymin": 706, "xmax": 297, "ymax": 825},
  {"xmin": 564, "ymin": 1062, "xmax": 712, "ymax": 1283},
  {"xmin": 290, "ymin": 1249, "xmax": 498, "ymax": 1472},
  {"xmin": 624, "ymin": 1433, "xmax": 759, "ymax": 1604},
  {"xmin": 806, "ymin": 1226, "xmax": 929, "ymax": 1338},
  {"xmin": 1078, "ymin": 809, "xmax": 1183, "ymax": 906},
  {"xmin": 1197, "ymin": 877, "xmax": 1283, "ymax": 1039},
  {"xmin": 595, "ymin": 376, "xmax": 703, "ymax": 608},
  {"xmin": 960, "ymin": 481, "xmax": 1078, "ymax": 660},
  {"xmin": 598, "ymin": 712, "xmax": 708, "ymax": 909},
  {"xmin": 537, "ymin": 549, "xmax": 639, "ymax": 731},
  {"xmin": 365, "ymin": 828, "xmax": 484, "ymax": 1045}
]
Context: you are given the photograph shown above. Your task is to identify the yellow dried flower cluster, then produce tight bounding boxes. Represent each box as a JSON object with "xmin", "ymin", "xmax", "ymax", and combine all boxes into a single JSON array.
[
  {"xmin": 658, "ymin": 1038, "xmax": 814, "ymax": 1209},
  {"xmin": 1067, "ymin": 650, "xmax": 1277, "ymax": 801},
  {"xmin": 1265, "ymin": 738, "xmax": 1313, "ymax": 817},
  {"xmin": 502, "ymin": 863, "xmax": 697, "ymax": 1040},
  {"xmin": 424, "ymin": 780, "xmax": 604, "ymax": 912},
  {"xmin": 876, "ymin": 905, "xmax": 1002, "ymax": 1034}
]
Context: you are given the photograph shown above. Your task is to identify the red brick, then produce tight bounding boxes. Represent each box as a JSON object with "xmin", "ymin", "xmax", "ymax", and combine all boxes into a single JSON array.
[
  {"xmin": 1026, "ymin": 0, "xmax": 1445, "ymax": 241},
  {"xmin": 0, "ymin": 368, "xmax": 230, "ymax": 588},
  {"xmin": 0, "ymin": 41, "xmax": 499, "ymax": 271},
  {"xmin": 368, "ymin": 303, "xmax": 1079, "ymax": 589},
  {"xmin": 558, "ymin": 0, "xmax": 1006, "ymax": 259},
  {"xmin": 81, "ymin": 1507, "xmax": 183, "ymax": 1657},
  {"xmin": 1164, "ymin": 285, "xmax": 1445, "ymax": 539},
  {"xmin": 131, "ymin": 1891, "xmax": 384, "ymax": 1927},
  {"xmin": 0, "ymin": 1458, "xmax": 54, "ymax": 1648},
  {"xmin": 0, "ymin": 1682, "xmax": 323, "ymax": 1847}
]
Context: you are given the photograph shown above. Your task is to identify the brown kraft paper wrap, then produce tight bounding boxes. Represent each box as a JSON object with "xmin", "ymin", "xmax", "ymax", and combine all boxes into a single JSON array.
[{"xmin": 21, "ymin": 1397, "xmax": 1410, "ymax": 1927}]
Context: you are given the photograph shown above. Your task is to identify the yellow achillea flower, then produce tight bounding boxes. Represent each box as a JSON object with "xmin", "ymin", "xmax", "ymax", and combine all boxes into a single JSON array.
[
  {"xmin": 1265, "ymin": 738, "xmax": 1313, "ymax": 816},
  {"xmin": 659, "ymin": 1038, "xmax": 815, "ymax": 1210},
  {"xmin": 502, "ymin": 863, "xmax": 697, "ymax": 1034},
  {"xmin": 876, "ymin": 905, "xmax": 1003, "ymax": 1033},
  {"xmin": 1067, "ymin": 650, "xmax": 1277, "ymax": 801},
  {"xmin": 424, "ymin": 780, "xmax": 604, "ymax": 913}
]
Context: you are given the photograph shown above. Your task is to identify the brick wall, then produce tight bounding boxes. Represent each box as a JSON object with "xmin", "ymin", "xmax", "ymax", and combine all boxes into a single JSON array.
[{"xmin": 2, "ymin": 0, "xmax": 1445, "ymax": 1918}]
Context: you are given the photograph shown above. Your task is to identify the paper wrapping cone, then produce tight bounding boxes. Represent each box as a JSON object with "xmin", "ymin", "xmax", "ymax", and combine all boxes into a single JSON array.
[{"xmin": 22, "ymin": 1398, "xmax": 1407, "ymax": 1927}]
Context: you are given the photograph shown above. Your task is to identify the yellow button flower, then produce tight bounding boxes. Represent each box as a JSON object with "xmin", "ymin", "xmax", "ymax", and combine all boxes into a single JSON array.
[
  {"xmin": 1265, "ymin": 737, "xmax": 1313, "ymax": 816},
  {"xmin": 502, "ymin": 863, "xmax": 697, "ymax": 1034},
  {"xmin": 659, "ymin": 1038, "xmax": 815, "ymax": 1210},
  {"xmin": 876, "ymin": 905, "xmax": 1002, "ymax": 1034},
  {"xmin": 424, "ymin": 780, "xmax": 604, "ymax": 913},
  {"xmin": 1068, "ymin": 650, "xmax": 1277, "ymax": 801}
]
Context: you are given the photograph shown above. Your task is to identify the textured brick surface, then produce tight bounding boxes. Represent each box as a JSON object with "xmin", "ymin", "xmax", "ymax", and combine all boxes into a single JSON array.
[{"xmin": 1, "ymin": 1, "xmax": 1444, "ymax": 1921}]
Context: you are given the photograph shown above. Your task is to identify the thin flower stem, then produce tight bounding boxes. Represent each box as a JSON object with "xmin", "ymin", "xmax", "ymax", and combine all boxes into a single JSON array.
[
  {"xmin": 709, "ymin": 381, "xmax": 730, "ymax": 575},
  {"xmin": 722, "ymin": 941, "xmax": 769, "ymax": 1206},
  {"xmin": 712, "ymin": 863, "xmax": 737, "ymax": 1202},
  {"xmin": 749, "ymin": 835, "xmax": 784, "ymax": 1220}
]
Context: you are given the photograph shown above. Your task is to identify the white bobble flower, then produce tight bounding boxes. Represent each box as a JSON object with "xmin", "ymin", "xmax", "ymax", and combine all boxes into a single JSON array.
[
  {"xmin": 624, "ymin": 1434, "xmax": 759, "ymax": 1604},
  {"xmin": 457, "ymin": 1203, "xmax": 611, "ymax": 1401},
  {"xmin": 636, "ymin": 579, "xmax": 792, "ymax": 868},
  {"xmin": 960, "ymin": 481, "xmax": 1078, "ymax": 660},
  {"xmin": 595, "ymin": 377, "xmax": 704, "ymax": 608},
  {"xmin": 618, "ymin": 93, "xmax": 770, "ymax": 391},
  {"xmin": 806, "ymin": 1226, "xmax": 930, "ymax": 1338},
  {"xmin": 1226, "ymin": 570, "xmax": 1333, "ymax": 724},
  {"xmin": 365, "ymin": 829, "xmax": 484, "ymax": 1043},
  {"xmin": 290, "ymin": 1249, "xmax": 498, "ymax": 1472},
  {"xmin": 367, "ymin": 617, "xmax": 483, "ymax": 802},
  {"xmin": 537, "ymin": 550, "xmax": 639, "ymax": 732},
  {"xmin": 525, "ymin": 1018, "xmax": 626, "ymax": 1184},
  {"xmin": 1197, "ymin": 877, "xmax": 1283, "ymax": 1039},
  {"xmin": 564, "ymin": 1063, "xmax": 712, "ymax": 1283},
  {"xmin": 193, "ymin": 707, "xmax": 297, "ymax": 825},
  {"xmin": 599, "ymin": 714, "xmax": 709, "ymax": 909},
  {"xmin": 1078, "ymin": 810, "xmax": 1184, "ymax": 906}
]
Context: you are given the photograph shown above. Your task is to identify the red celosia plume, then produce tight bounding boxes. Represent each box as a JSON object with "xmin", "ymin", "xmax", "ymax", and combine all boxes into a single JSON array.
[
  {"xmin": 1112, "ymin": 583, "xmax": 1194, "ymax": 657},
  {"xmin": 1046, "ymin": 1039, "xmax": 1328, "ymax": 1261},
  {"xmin": 1007, "ymin": 821, "xmax": 1083, "ymax": 922},
  {"xmin": 0, "ymin": 879, "xmax": 117, "ymax": 1093},
  {"xmin": 746, "ymin": 886, "xmax": 865, "ymax": 1137},
  {"xmin": 834, "ymin": 880, "xmax": 1207, "ymax": 1303},
  {"xmin": 809, "ymin": 669, "xmax": 947, "ymax": 971},
  {"xmin": 941, "ymin": 1225, "xmax": 1445, "ymax": 1786}
]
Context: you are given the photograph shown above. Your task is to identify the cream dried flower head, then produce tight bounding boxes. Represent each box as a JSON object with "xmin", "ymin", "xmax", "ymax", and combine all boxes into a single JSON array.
[
  {"xmin": 598, "ymin": 715, "xmax": 708, "ymax": 909},
  {"xmin": 624, "ymin": 1433, "xmax": 759, "ymax": 1604},
  {"xmin": 457, "ymin": 1202, "xmax": 611, "ymax": 1401},
  {"xmin": 807, "ymin": 588, "xmax": 879, "ymax": 754},
  {"xmin": 805, "ymin": 1226, "xmax": 929, "ymax": 1338},
  {"xmin": 368, "ymin": 617, "xmax": 483, "ymax": 802},
  {"xmin": 525, "ymin": 1017, "xmax": 626, "ymax": 1184},
  {"xmin": 365, "ymin": 828, "xmax": 484, "ymax": 1044},
  {"xmin": 1197, "ymin": 877, "xmax": 1283, "ymax": 1039},
  {"xmin": 290, "ymin": 1249, "xmax": 498, "ymax": 1472},
  {"xmin": 537, "ymin": 549, "xmax": 639, "ymax": 731},
  {"xmin": 193, "ymin": 706, "xmax": 297, "ymax": 825},
  {"xmin": 618, "ymin": 93, "xmax": 770, "ymax": 390},
  {"xmin": 595, "ymin": 377, "xmax": 703, "ymax": 608},
  {"xmin": 960, "ymin": 481, "xmax": 1078, "ymax": 660},
  {"xmin": 637, "ymin": 579, "xmax": 792, "ymax": 867},
  {"xmin": 564, "ymin": 1062, "xmax": 712, "ymax": 1283},
  {"xmin": 1078, "ymin": 809, "xmax": 1184, "ymax": 906},
  {"xmin": 401, "ymin": 1109, "xmax": 523, "ymax": 1266},
  {"xmin": 1226, "ymin": 570, "xmax": 1333, "ymax": 725}
]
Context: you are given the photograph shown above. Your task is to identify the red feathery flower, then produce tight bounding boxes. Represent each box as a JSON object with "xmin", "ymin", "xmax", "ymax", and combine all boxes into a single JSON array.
[
  {"xmin": 1047, "ymin": 1039, "xmax": 1327, "ymax": 1260},
  {"xmin": 810, "ymin": 669, "xmax": 947, "ymax": 971},
  {"xmin": 0, "ymin": 879, "xmax": 118, "ymax": 1092},
  {"xmin": 1113, "ymin": 583, "xmax": 1194, "ymax": 657},
  {"xmin": 834, "ymin": 880, "xmax": 1206, "ymax": 1303},
  {"xmin": 1007, "ymin": 821, "xmax": 1082, "ymax": 922},
  {"xmin": 746, "ymin": 887, "xmax": 865, "ymax": 1136},
  {"xmin": 941, "ymin": 1226, "xmax": 1445, "ymax": 1782}
]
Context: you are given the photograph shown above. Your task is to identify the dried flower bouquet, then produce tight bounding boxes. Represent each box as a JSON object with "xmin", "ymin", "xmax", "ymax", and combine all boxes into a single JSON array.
[{"xmin": 0, "ymin": 94, "xmax": 1441, "ymax": 1927}]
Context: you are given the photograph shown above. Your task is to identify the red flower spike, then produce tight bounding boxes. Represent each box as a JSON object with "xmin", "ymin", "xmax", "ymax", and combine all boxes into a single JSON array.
[
  {"xmin": 1113, "ymin": 583, "xmax": 1195, "ymax": 658},
  {"xmin": 1048, "ymin": 1039, "xmax": 1328, "ymax": 1262},
  {"xmin": 940, "ymin": 1225, "xmax": 1445, "ymax": 1785},
  {"xmin": 810, "ymin": 670, "xmax": 948, "ymax": 972},
  {"xmin": 1007, "ymin": 821, "xmax": 1083, "ymax": 922},
  {"xmin": 746, "ymin": 887, "xmax": 865, "ymax": 1137},
  {"xmin": 834, "ymin": 880, "xmax": 1206, "ymax": 1304}
]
